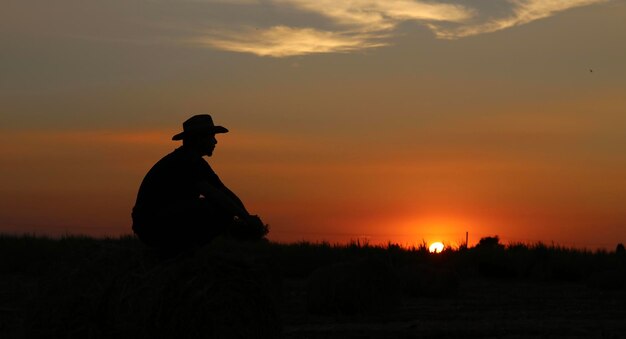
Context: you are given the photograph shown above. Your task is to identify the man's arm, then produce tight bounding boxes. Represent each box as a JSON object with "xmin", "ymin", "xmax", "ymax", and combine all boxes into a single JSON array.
[
  {"xmin": 197, "ymin": 181, "xmax": 267, "ymax": 239},
  {"xmin": 197, "ymin": 181, "xmax": 250, "ymax": 218},
  {"xmin": 222, "ymin": 186, "xmax": 248, "ymax": 213}
]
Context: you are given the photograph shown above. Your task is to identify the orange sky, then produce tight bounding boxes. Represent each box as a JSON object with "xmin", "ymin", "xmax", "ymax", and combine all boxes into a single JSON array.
[{"xmin": 1, "ymin": 0, "xmax": 625, "ymax": 248}]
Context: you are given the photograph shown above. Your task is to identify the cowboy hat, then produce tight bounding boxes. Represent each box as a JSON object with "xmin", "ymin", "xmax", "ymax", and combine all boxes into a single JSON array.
[{"xmin": 172, "ymin": 114, "xmax": 228, "ymax": 140}]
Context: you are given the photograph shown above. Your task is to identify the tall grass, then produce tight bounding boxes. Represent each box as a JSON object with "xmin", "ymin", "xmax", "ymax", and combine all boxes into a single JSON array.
[{"xmin": 1, "ymin": 234, "xmax": 624, "ymax": 337}]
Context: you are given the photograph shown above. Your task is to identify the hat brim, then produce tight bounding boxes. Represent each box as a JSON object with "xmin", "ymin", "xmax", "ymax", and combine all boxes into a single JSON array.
[{"xmin": 171, "ymin": 126, "xmax": 228, "ymax": 140}]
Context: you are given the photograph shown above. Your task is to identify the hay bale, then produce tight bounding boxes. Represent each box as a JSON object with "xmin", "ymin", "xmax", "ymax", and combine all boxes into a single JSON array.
[
  {"xmin": 99, "ymin": 240, "xmax": 281, "ymax": 339},
  {"xmin": 306, "ymin": 258, "xmax": 400, "ymax": 315}
]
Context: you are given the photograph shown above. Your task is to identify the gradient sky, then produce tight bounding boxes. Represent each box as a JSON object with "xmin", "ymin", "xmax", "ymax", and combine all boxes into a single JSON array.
[{"xmin": 2, "ymin": 0, "xmax": 625, "ymax": 248}]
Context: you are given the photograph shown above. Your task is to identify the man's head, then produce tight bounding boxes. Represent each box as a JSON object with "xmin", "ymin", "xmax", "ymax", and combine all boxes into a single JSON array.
[{"xmin": 172, "ymin": 114, "xmax": 228, "ymax": 156}]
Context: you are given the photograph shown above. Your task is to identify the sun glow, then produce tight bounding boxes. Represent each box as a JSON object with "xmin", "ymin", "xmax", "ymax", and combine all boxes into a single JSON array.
[{"xmin": 429, "ymin": 242, "xmax": 445, "ymax": 253}]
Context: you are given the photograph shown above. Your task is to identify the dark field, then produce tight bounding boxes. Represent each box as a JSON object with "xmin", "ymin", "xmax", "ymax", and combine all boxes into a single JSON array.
[
  {"xmin": 1, "ymin": 235, "xmax": 625, "ymax": 338},
  {"xmin": 282, "ymin": 277, "xmax": 626, "ymax": 338}
]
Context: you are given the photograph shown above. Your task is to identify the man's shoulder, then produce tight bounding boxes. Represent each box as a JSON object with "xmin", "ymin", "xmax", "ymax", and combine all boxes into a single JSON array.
[
  {"xmin": 158, "ymin": 147, "xmax": 206, "ymax": 166},
  {"xmin": 144, "ymin": 148, "xmax": 193, "ymax": 176}
]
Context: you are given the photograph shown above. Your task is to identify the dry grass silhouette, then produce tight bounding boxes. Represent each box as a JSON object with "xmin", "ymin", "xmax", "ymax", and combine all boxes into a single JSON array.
[{"xmin": 1, "ymin": 234, "xmax": 625, "ymax": 338}]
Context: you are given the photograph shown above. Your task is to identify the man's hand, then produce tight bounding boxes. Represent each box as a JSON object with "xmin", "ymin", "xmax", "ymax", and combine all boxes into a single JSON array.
[{"xmin": 229, "ymin": 214, "xmax": 269, "ymax": 240}]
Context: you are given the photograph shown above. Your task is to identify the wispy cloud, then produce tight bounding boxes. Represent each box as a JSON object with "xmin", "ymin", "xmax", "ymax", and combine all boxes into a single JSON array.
[
  {"xmin": 192, "ymin": 0, "xmax": 471, "ymax": 56},
  {"xmin": 191, "ymin": 0, "xmax": 609, "ymax": 56},
  {"xmin": 429, "ymin": 0, "xmax": 609, "ymax": 39},
  {"xmin": 193, "ymin": 26, "xmax": 387, "ymax": 57},
  {"xmin": 273, "ymin": 0, "xmax": 473, "ymax": 30}
]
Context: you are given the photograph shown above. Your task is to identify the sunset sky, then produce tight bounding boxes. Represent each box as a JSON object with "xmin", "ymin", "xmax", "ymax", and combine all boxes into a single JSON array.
[{"xmin": 2, "ymin": 0, "xmax": 625, "ymax": 248}]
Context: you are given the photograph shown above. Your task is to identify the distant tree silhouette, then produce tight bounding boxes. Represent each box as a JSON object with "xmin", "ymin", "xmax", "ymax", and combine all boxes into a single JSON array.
[
  {"xmin": 472, "ymin": 235, "xmax": 510, "ymax": 278},
  {"xmin": 475, "ymin": 236, "xmax": 504, "ymax": 249},
  {"xmin": 616, "ymin": 243, "xmax": 625, "ymax": 254}
]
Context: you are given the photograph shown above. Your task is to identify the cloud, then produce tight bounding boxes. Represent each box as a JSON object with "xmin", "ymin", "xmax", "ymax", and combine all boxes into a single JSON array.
[
  {"xmin": 192, "ymin": 0, "xmax": 472, "ymax": 56},
  {"xmin": 429, "ymin": 0, "xmax": 609, "ymax": 39},
  {"xmin": 273, "ymin": 0, "xmax": 473, "ymax": 30},
  {"xmin": 193, "ymin": 26, "xmax": 387, "ymax": 57},
  {"xmin": 189, "ymin": 0, "xmax": 609, "ymax": 56}
]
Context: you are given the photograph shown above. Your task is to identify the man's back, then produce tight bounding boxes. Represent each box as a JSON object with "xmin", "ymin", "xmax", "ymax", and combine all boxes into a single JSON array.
[
  {"xmin": 133, "ymin": 147, "xmax": 222, "ymax": 218},
  {"xmin": 132, "ymin": 146, "xmax": 230, "ymax": 250}
]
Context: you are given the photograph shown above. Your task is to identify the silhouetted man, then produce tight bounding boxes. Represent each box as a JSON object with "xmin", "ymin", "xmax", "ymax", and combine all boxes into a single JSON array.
[{"xmin": 132, "ymin": 114, "xmax": 266, "ymax": 253}]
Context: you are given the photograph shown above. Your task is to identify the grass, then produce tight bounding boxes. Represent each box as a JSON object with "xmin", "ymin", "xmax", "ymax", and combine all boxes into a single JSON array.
[{"xmin": 1, "ymin": 234, "xmax": 625, "ymax": 338}]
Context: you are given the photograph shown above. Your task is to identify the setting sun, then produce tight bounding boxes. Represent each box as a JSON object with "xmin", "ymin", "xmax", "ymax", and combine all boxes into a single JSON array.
[{"xmin": 429, "ymin": 242, "xmax": 445, "ymax": 253}]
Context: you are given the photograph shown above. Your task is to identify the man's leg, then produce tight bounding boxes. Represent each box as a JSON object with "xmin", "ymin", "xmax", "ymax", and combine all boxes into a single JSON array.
[{"xmin": 185, "ymin": 199, "xmax": 233, "ymax": 246}]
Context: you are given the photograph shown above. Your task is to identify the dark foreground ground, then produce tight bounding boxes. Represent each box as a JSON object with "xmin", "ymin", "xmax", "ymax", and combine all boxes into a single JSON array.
[
  {"xmin": 281, "ymin": 278, "xmax": 626, "ymax": 338},
  {"xmin": 1, "ymin": 235, "xmax": 625, "ymax": 338}
]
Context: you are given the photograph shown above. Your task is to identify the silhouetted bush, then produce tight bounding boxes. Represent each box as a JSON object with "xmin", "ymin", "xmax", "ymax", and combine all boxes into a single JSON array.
[
  {"xmin": 475, "ymin": 236, "xmax": 504, "ymax": 250},
  {"xmin": 471, "ymin": 236, "xmax": 513, "ymax": 278}
]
